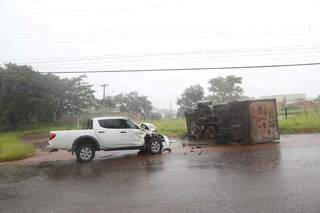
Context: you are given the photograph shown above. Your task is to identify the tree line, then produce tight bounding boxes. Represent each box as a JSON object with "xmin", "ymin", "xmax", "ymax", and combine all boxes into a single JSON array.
[
  {"xmin": 0, "ymin": 64, "xmax": 154, "ymax": 129},
  {"xmin": 0, "ymin": 64, "xmax": 96, "ymax": 128},
  {"xmin": 100, "ymin": 92, "xmax": 152, "ymax": 115},
  {"xmin": 100, "ymin": 91, "xmax": 156, "ymax": 119},
  {"xmin": 0, "ymin": 64, "xmax": 250, "ymax": 128}
]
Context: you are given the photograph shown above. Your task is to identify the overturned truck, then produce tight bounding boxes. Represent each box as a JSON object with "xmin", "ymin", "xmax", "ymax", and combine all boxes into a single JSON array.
[{"xmin": 185, "ymin": 99, "xmax": 279, "ymax": 144}]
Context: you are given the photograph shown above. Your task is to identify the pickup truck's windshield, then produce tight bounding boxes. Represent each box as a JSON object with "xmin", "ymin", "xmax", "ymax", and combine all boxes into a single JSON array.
[
  {"xmin": 127, "ymin": 119, "xmax": 140, "ymax": 128},
  {"xmin": 119, "ymin": 119, "xmax": 140, "ymax": 129},
  {"xmin": 82, "ymin": 119, "xmax": 93, "ymax": 129}
]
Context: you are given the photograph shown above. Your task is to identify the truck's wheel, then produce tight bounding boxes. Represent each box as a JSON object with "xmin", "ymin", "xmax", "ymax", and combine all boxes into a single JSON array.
[
  {"xmin": 75, "ymin": 144, "xmax": 95, "ymax": 162},
  {"xmin": 148, "ymin": 140, "xmax": 162, "ymax": 154}
]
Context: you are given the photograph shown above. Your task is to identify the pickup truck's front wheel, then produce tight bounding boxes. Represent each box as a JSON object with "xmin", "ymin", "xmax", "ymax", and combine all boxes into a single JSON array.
[
  {"xmin": 75, "ymin": 144, "xmax": 95, "ymax": 162},
  {"xmin": 148, "ymin": 140, "xmax": 162, "ymax": 154}
]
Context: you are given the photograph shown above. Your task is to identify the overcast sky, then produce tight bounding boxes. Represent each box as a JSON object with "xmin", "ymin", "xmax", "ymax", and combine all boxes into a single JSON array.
[{"xmin": 1, "ymin": 0, "xmax": 320, "ymax": 109}]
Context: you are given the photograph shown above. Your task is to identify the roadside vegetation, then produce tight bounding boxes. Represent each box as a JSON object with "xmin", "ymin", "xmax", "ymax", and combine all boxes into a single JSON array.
[
  {"xmin": 0, "ymin": 133, "xmax": 36, "ymax": 162},
  {"xmin": 279, "ymin": 112, "xmax": 320, "ymax": 134},
  {"xmin": 0, "ymin": 123, "xmax": 77, "ymax": 162},
  {"xmin": 149, "ymin": 119, "xmax": 187, "ymax": 138}
]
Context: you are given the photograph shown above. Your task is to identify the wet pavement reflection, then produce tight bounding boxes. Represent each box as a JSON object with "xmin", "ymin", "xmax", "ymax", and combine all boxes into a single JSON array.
[{"xmin": 1, "ymin": 134, "xmax": 320, "ymax": 213}]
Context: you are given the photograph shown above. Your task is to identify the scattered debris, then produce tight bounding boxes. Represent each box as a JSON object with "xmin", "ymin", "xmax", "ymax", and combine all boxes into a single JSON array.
[
  {"xmin": 198, "ymin": 150, "xmax": 203, "ymax": 155},
  {"xmin": 162, "ymin": 148, "xmax": 172, "ymax": 153}
]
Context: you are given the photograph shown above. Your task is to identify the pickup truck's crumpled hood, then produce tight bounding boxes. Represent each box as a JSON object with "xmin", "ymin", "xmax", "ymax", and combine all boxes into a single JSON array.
[{"xmin": 140, "ymin": 123, "xmax": 156, "ymax": 132}]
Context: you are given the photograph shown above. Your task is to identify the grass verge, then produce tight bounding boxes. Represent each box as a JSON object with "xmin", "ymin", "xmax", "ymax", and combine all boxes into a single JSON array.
[
  {"xmin": 145, "ymin": 119, "xmax": 187, "ymax": 138},
  {"xmin": 0, "ymin": 133, "xmax": 36, "ymax": 162},
  {"xmin": 279, "ymin": 112, "xmax": 320, "ymax": 134},
  {"xmin": 0, "ymin": 122, "xmax": 76, "ymax": 162}
]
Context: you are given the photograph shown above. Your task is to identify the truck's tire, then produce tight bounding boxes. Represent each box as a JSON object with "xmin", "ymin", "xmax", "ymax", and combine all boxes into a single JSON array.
[
  {"xmin": 75, "ymin": 144, "xmax": 95, "ymax": 162},
  {"xmin": 148, "ymin": 140, "xmax": 162, "ymax": 154}
]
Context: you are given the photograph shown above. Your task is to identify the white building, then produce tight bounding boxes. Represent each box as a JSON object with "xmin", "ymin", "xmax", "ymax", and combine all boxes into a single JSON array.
[{"xmin": 259, "ymin": 93, "xmax": 306, "ymax": 104}]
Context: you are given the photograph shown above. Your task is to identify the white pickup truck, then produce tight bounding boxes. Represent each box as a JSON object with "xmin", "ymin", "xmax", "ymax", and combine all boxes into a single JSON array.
[{"xmin": 47, "ymin": 117, "xmax": 170, "ymax": 162}]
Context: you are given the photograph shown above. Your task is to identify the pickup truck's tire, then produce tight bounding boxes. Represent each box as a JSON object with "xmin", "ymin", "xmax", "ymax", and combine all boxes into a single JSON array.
[
  {"xmin": 75, "ymin": 144, "xmax": 95, "ymax": 162},
  {"xmin": 148, "ymin": 140, "xmax": 162, "ymax": 154}
]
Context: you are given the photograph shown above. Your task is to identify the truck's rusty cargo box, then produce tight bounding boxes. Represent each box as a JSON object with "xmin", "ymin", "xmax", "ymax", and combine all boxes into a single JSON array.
[{"xmin": 185, "ymin": 99, "xmax": 279, "ymax": 144}]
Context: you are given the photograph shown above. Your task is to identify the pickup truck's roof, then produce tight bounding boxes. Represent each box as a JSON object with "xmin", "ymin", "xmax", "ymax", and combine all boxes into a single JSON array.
[{"xmin": 92, "ymin": 116, "xmax": 132, "ymax": 121}]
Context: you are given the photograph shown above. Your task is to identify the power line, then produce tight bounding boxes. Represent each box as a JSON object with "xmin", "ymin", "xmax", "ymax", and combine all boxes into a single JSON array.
[
  {"xmin": 1, "ymin": 26, "xmax": 315, "ymax": 40},
  {"xmin": 6, "ymin": 45, "xmax": 320, "ymax": 64},
  {"xmin": 24, "ymin": 51, "xmax": 320, "ymax": 68},
  {"xmin": 38, "ymin": 62, "xmax": 320, "ymax": 74}
]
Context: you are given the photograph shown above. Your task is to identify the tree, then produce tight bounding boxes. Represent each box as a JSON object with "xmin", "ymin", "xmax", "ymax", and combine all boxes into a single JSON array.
[
  {"xmin": 0, "ymin": 63, "xmax": 96, "ymax": 128},
  {"xmin": 53, "ymin": 75, "xmax": 96, "ymax": 119},
  {"xmin": 0, "ymin": 63, "xmax": 44, "ymax": 127},
  {"xmin": 113, "ymin": 91, "xmax": 153, "ymax": 118},
  {"xmin": 177, "ymin": 85, "xmax": 204, "ymax": 116},
  {"xmin": 207, "ymin": 75, "xmax": 244, "ymax": 104}
]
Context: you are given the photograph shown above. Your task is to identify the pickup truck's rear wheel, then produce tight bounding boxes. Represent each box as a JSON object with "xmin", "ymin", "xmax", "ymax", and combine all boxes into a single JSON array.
[
  {"xmin": 76, "ymin": 144, "xmax": 95, "ymax": 162},
  {"xmin": 148, "ymin": 140, "xmax": 162, "ymax": 154}
]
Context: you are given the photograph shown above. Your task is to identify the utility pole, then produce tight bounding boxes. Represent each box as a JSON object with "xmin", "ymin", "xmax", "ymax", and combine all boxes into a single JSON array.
[
  {"xmin": 169, "ymin": 101, "xmax": 172, "ymax": 113},
  {"xmin": 100, "ymin": 84, "xmax": 108, "ymax": 115}
]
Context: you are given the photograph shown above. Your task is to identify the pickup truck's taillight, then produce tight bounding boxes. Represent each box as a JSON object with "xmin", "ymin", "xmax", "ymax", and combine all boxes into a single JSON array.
[{"xmin": 49, "ymin": 133, "xmax": 56, "ymax": 140}]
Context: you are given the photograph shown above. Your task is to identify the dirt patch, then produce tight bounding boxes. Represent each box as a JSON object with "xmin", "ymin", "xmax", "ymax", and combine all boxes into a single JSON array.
[
  {"xmin": 20, "ymin": 133, "xmax": 49, "ymax": 150},
  {"xmin": 295, "ymin": 128, "xmax": 319, "ymax": 133},
  {"xmin": 0, "ymin": 149, "xmax": 74, "ymax": 165}
]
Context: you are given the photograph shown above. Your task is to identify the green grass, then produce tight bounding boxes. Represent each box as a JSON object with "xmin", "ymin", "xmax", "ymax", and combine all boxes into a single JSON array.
[
  {"xmin": 12, "ymin": 122, "xmax": 77, "ymax": 135},
  {"xmin": 0, "ymin": 122, "xmax": 76, "ymax": 162},
  {"xmin": 144, "ymin": 119, "xmax": 187, "ymax": 138},
  {"xmin": 0, "ymin": 133, "xmax": 36, "ymax": 162},
  {"xmin": 279, "ymin": 112, "xmax": 320, "ymax": 134}
]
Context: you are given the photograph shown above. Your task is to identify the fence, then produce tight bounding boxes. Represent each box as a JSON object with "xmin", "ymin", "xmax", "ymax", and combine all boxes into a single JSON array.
[{"xmin": 277, "ymin": 101, "xmax": 320, "ymax": 119}]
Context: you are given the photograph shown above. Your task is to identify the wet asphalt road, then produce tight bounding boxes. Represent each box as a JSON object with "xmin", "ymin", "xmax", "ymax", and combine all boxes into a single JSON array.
[{"xmin": 1, "ymin": 134, "xmax": 320, "ymax": 213}]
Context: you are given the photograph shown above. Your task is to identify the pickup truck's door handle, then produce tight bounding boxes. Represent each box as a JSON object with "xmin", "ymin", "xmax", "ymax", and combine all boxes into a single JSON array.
[
  {"xmin": 98, "ymin": 131, "xmax": 105, "ymax": 134},
  {"xmin": 120, "ymin": 131, "xmax": 127, "ymax": 133}
]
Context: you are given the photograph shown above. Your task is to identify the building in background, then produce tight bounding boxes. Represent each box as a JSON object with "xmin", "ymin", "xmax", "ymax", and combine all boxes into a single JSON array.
[
  {"xmin": 152, "ymin": 108, "xmax": 177, "ymax": 119},
  {"xmin": 259, "ymin": 93, "xmax": 306, "ymax": 108}
]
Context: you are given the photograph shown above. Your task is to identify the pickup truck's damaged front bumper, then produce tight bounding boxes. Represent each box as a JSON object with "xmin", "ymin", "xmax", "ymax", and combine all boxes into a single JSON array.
[
  {"xmin": 145, "ymin": 132, "xmax": 171, "ymax": 152},
  {"xmin": 161, "ymin": 135, "xmax": 171, "ymax": 152}
]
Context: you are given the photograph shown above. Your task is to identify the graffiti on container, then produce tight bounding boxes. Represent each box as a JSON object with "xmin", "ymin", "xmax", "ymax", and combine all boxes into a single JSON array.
[{"xmin": 249, "ymin": 101, "xmax": 279, "ymax": 143}]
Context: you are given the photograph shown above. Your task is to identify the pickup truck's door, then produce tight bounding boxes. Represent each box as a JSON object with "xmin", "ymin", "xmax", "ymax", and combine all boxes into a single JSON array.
[
  {"xmin": 95, "ymin": 119, "xmax": 131, "ymax": 148},
  {"xmin": 118, "ymin": 119, "xmax": 146, "ymax": 147}
]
